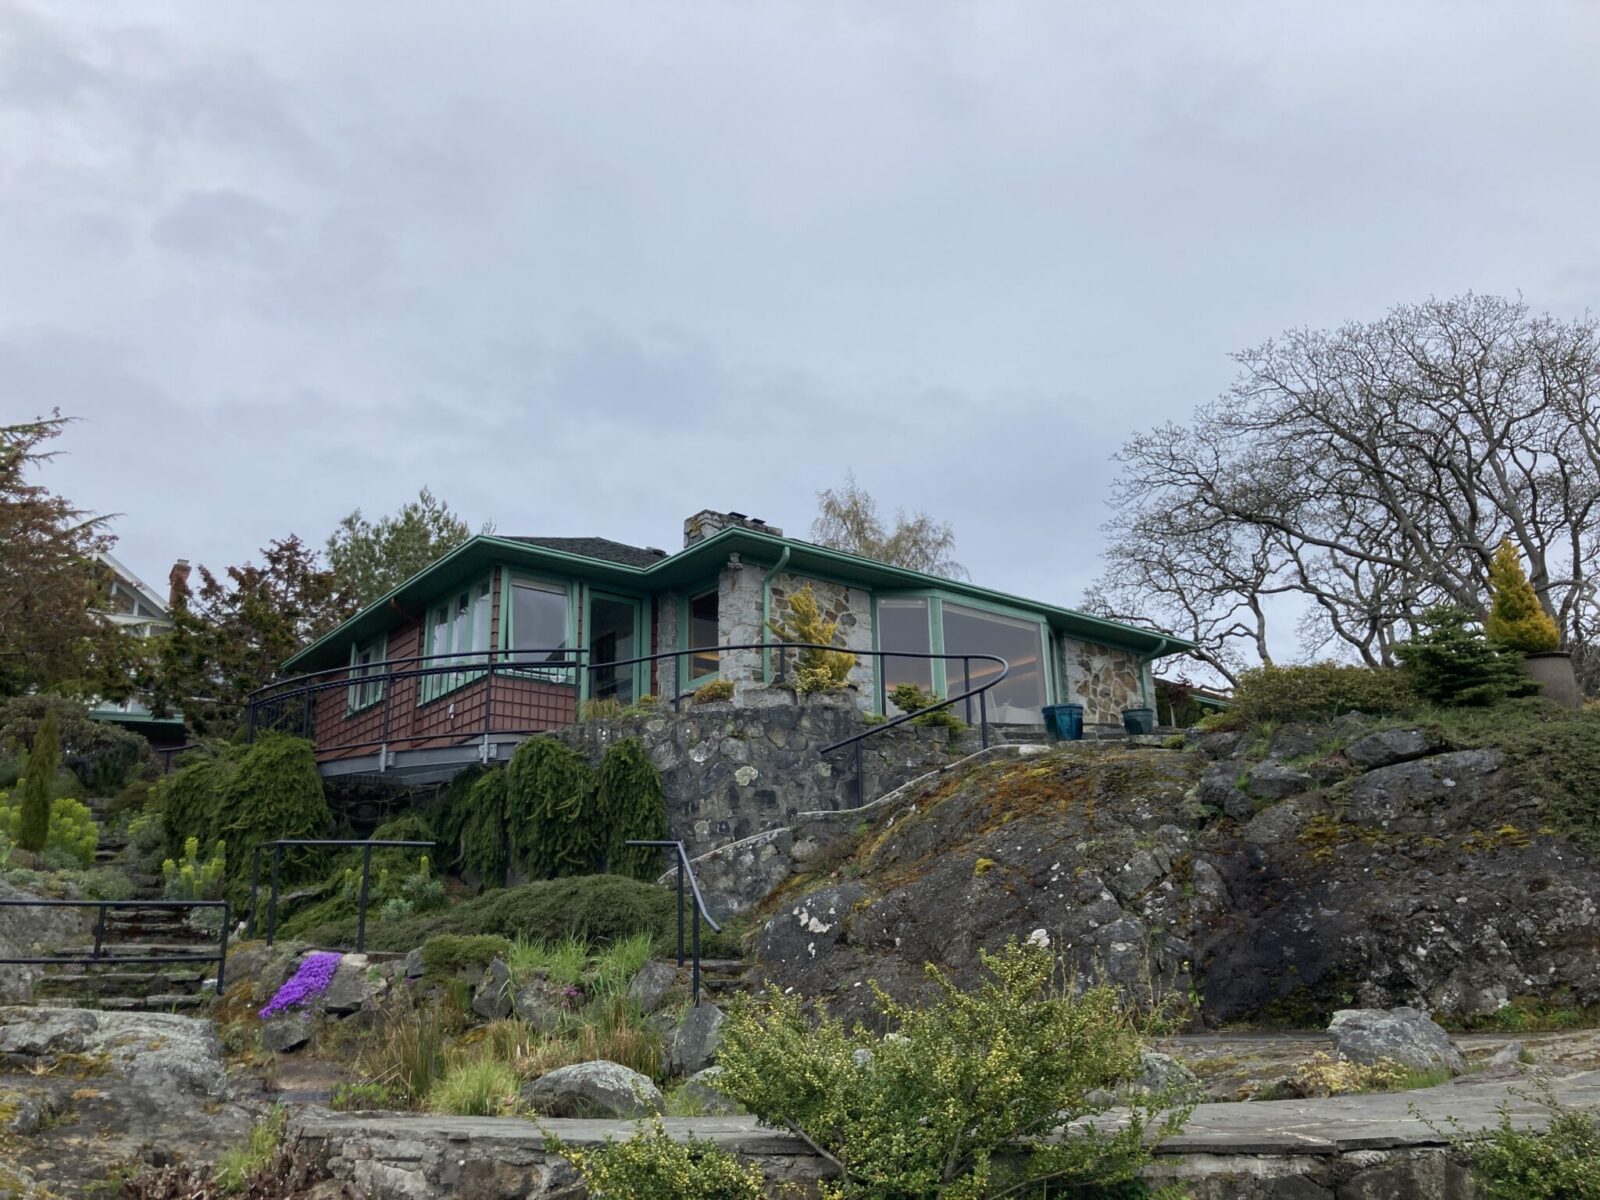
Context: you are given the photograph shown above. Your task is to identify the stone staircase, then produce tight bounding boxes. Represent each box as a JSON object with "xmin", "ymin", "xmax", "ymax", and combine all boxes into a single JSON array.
[
  {"xmin": 696, "ymin": 957, "xmax": 755, "ymax": 1005},
  {"xmin": 31, "ymin": 801, "xmax": 221, "ymax": 1013}
]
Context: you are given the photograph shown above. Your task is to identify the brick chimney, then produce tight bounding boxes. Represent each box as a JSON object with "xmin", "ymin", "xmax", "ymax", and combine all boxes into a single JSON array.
[
  {"xmin": 683, "ymin": 510, "xmax": 783, "ymax": 548},
  {"xmin": 168, "ymin": 559, "xmax": 191, "ymax": 610}
]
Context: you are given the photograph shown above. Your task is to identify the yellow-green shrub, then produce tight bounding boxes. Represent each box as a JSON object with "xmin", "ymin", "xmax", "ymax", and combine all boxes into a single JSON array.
[
  {"xmin": 691, "ymin": 679, "xmax": 734, "ymax": 705},
  {"xmin": 1221, "ymin": 663, "xmax": 1418, "ymax": 726},
  {"xmin": 0, "ymin": 792, "xmax": 98, "ymax": 867},
  {"xmin": 547, "ymin": 1120, "xmax": 766, "ymax": 1200},
  {"xmin": 162, "ymin": 836, "xmax": 227, "ymax": 901},
  {"xmin": 1486, "ymin": 539, "xmax": 1561, "ymax": 653},
  {"xmin": 767, "ymin": 585, "xmax": 856, "ymax": 694}
]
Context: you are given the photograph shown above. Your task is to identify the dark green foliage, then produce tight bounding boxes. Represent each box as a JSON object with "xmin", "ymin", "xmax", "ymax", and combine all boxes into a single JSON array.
[
  {"xmin": 461, "ymin": 768, "xmax": 509, "ymax": 884},
  {"xmin": 506, "ymin": 736, "xmax": 600, "ymax": 879},
  {"xmin": 419, "ymin": 934, "xmax": 511, "ymax": 976},
  {"xmin": 216, "ymin": 735, "xmax": 331, "ymax": 883},
  {"xmin": 0, "ymin": 695, "xmax": 150, "ymax": 794},
  {"xmin": 423, "ymin": 764, "xmax": 486, "ymax": 873},
  {"xmin": 156, "ymin": 744, "xmax": 246, "ymax": 860},
  {"xmin": 16, "ymin": 707, "xmax": 59, "ymax": 852},
  {"xmin": 1217, "ymin": 663, "xmax": 1418, "ymax": 727},
  {"xmin": 1396, "ymin": 605, "xmax": 1538, "ymax": 707},
  {"xmin": 298, "ymin": 873, "xmax": 734, "ymax": 955},
  {"xmin": 597, "ymin": 738, "xmax": 666, "ymax": 881},
  {"xmin": 889, "ymin": 683, "xmax": 964, "ymax": 729}
]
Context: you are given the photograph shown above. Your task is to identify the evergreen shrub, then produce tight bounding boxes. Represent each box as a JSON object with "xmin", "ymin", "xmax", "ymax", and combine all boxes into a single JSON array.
[
  {"xmin": 1486, "ymin": 539, "xmax": 1561, "ymax": 653},
  {"xmin": 15, "ymin": 707, "xmax": 58, "ymax": 852},
  {"xmin": 507, "ymin": 737, "xmax": 599, "ymax": 879},
  {"xmin": 0, "ymin": 792, "xmax": 98, "ymax": 867},
  {"xmin": 596, "ymin": 738, "xmax": 667, "ymax": 880},
  {"xmin": 1397, "ymin": 606, "xmax": 1539, "ymax": 707},
  {"xmin": 1219, "ymin": 663, "xmax": 1418, "ymax": 726}
]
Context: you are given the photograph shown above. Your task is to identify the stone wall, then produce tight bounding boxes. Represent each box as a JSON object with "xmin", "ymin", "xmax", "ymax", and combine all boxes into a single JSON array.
[
  {"xmin": 553, "ymin": 693, "xmax": 966, "ymax": 907},
  {"xmin": 1059, "ymin": 636, "xmax": 1146, "ymax": 726},
  {"xmin": 767, "ymin": 571, "xmax": 875, "ymax": 705},
  {"xmin": 651, "ymin": 589, "xmax": 679, "ymax": 699}
]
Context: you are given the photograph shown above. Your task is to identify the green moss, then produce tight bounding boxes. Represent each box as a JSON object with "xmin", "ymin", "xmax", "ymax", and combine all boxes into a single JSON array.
[{"xmin": 419, "ymin": 934, "xmax": 511, "ymax": 976}]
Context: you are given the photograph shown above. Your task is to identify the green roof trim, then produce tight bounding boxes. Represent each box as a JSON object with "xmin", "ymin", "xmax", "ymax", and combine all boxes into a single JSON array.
[{"xmin": 283, "ymin": 527, "xmax": 1197, "ymax": 673}]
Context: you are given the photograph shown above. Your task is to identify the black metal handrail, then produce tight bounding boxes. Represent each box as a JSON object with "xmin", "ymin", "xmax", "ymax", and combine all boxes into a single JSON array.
[
  {"xmin": 0, "ymin": 898, "xmax": 232, "ymax": 992},
  {"xmin": 626, "ymin": 839, "xmax": 721, "ymax": 1007},
  {"xmin": 244, "ymin": 642, "xmax": 1011, "ymax": 790},
  {"xmin": 248, "ymin": 839, "xmax": 434, "ymax": 952}
]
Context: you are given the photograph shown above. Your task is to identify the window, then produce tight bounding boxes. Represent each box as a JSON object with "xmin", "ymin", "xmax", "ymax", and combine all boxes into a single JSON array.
[
  {"xmin": 348, "ymin": 636, "xmax": 387, "ymax": 712},
  {"xmin": 687, "ymin": 589, "xmax": 719, "ymax": 681},
  {"xmin": 506, "ymin": 579, "xmax": 572, "ymax": 682},
  {"xmin": 877, "ymin": 598, "xmax": 933, "ymax": 707},
  {"xmin": 940, "ymin": 602, "xmax": 1048, "ymax": 723},
  {"xmin": 423, "ymin": 580, "xmax": 492, "ymax": 701}
]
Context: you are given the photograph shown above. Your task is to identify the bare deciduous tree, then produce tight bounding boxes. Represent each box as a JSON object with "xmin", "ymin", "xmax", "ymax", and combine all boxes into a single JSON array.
[
  {"xmin": 1094, "ymin": 294, "xmax": 1600, "ymax": 687},
  {"xmin": 812, "ymin": 472, "xmax": 968, "ymax": 579}
]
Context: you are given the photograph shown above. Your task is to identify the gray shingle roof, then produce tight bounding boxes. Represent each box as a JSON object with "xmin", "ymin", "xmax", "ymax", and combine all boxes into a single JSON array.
[{"xmin": 506, "ymin": 536, "xmax": 668, "ymax": 569}]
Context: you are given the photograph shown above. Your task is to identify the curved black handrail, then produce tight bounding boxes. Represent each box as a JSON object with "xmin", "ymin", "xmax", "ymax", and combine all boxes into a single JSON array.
[{"xmin": 626, "ymin": 838, "xmax": 721, "ymax": 1006}]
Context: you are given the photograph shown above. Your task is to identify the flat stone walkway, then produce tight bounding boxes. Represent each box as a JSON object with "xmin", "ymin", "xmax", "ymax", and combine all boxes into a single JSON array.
[{"xmin": 295, "ymin": 1068, "xmax": 1600, "ymax": 1157}]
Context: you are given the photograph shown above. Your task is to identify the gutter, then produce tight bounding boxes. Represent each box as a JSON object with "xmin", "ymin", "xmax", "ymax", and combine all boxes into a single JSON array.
[
  {"xmin": 759, "ymin": 545, "xmax": 793, "ymax": 682},
  {"xmin": 1136, "ymin": 636, "xmax": 1174, "ymax": 709}
]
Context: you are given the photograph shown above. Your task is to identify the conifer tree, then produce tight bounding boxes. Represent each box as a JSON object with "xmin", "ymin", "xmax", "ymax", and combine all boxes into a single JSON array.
[
  {"xmin": 597, "ymin": 738, "xmax": 667, "ymax": 881},
  {"xmin": 16, "ymin": 708, "xmax": 59, "ymax": 852},
  {"xmin": 1485, "ymin": 538, "xmax": 1561, "ymax": 652}
]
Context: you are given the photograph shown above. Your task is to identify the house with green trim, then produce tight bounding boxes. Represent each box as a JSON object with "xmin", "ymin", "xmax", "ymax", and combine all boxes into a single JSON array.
[{"xmin": 271, "ymin": 510, "xmax": 1193, "ymax": 779}]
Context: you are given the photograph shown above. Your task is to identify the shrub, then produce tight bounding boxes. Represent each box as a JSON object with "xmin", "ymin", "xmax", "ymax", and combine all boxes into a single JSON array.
[
  {"xmin": 14, "ymin": 707, "xmax": 58, "ymax": 853},
  {"xmin": 548, "ymin": 1120, "xmax": 767, "ymax": 1200},
  {"xmin": 596, "ymin": 738, "xmax": 666, "ymax": 881},
  {"xmin": 1431, "ymin": 1080, "xmax": 1600, "ymax": 1198},
  {"xmin": 163, "ymin": 836, "xmax": 227, "ymax": 901},
  {"xmin": 1223, "ymin": 662, "xmax": 1419, "ymax": 726},
  {"xmin": 214, "ymin": 735, "xmax": 331, "ymax": 884},
  {"xmin": 156, "ymin": 744, "xmax": 246, "ymax": 861},
  {"xmin": 716, "ymin": 940, "xmax": 1192, "ymax": 1198},
  {"xmin": 419, "ymin": 934, "xmax": 512, "ymax": 976},
  {"xmin": 423, "ymin": 764, "xmax": 486, "ymax": 875},
  {"xmin": 506, "ymin": 737, "xmax": 599, "ymax": 880},
  {"xmin": 426, "ymin": 1058, "xmax": 520, "ymax": 1116},
  {"xmin": 1397, "ymin": 605, "xmax": 1539, "ymax": 707},
  {"xmin": 0, "ymin": 695, "xmax": 150, "ymax": 795},
  {"xmin": 1486, "ymin": 539, "xmax": 1561, "ymax": 653},
  {"xmin": 767, "ymin": 585, "xmax": 856, "ymax": 694},
  {"xmin": 580, "ymin": 697, "xmax": 626, "ymax": 721},
  {"xmin": 692, "ymin": 678, "xmax": 734, "ymax": 705},
  {"xmin": 0, "ymin": 792, "xmax": 98, "ymax": 867},
  {"xmin": 888, "ymin": 683, "xmax": 964, "ymax": 729},
  {"xmin": 460, "ymin": 768, "xmax": 509, "ymax": 884}
]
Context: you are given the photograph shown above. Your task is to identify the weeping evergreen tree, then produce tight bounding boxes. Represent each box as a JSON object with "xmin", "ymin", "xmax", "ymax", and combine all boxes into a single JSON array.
[
  {"xmin": 506, "ymin": 736, "xmax": 600, "ymax": 879},
  {"xmin": 461, "ymin": 767, "xmax": 510, "ymax": 885},
  {"xmin": 216, "ymin": 734, "xmax": 331, "ymax": 884},
  {"xmin": 597, "ymin": 737, "xmax": 667, "ymax": 881}
]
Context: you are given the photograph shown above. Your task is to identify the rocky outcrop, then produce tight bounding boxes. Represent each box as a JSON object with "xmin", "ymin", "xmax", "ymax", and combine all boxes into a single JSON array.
[
  {"xmin": 750, "ymin": 727, "xmax": 1600, "ymax": 1026},
  {"xmin": 669, "ymin": 1004, "xmax": 726, "ymax": 1075},
  {"xmin": 0, "ymin": 880, "xmax": 84, "ymax": 1004}
]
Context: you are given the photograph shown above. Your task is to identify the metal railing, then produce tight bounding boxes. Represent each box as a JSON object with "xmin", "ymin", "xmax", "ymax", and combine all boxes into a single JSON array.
[
  {"xmin": 0, "ymin": 898, "xmax": 231, "ymax": 991},
  {"xmin": 626, "ymin": 839, "xmax": 721, "ymax": 1007},
  {"xmin": 244, "ymin": 641, "xmax": 1010, "ymax": 803},
  {"xmin": 248, "ymin": 839, "xmax": 435, "ymax": 952}
]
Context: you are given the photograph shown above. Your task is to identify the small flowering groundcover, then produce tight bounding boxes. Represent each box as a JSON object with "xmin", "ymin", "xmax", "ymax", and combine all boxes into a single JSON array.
[{"xmin": 260, "ymin": 951, "xmax": 342, "ymax": 1019}]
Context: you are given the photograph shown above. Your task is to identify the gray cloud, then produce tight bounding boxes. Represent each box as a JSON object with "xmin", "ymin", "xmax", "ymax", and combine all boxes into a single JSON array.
[{"xmin": 3, "ymin": 0, "xmax": 1598, "ymax": 637}]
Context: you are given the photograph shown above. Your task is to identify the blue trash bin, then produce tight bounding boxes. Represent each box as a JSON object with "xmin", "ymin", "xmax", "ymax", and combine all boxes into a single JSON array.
[
  {"xmin": 1122, "ymin": 707, "xmax": 1156, "ymax": 735},
  {"xmin": 1042, "ymin": 703, "xmax": 1084, "ymax": 741}
]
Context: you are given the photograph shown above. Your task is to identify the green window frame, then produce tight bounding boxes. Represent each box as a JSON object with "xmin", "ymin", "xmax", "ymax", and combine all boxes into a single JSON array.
[
  {"xmin": 347, "ymin": 634, "xmax": 388, "ymax": 713},
  {"xmin": 420, "ymin": 577, "xmax": 493, "ymax": 704},
  {"xmin": 679, "ymin": 586, "xmax": 721, "ymax": 694},
  {"xmin": 499, "ymin": 573, "xmax": 578, "ymax": 686}
]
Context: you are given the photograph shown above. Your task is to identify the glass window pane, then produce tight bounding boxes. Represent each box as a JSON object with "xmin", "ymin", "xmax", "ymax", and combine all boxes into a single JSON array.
[
  {"xmin": 511, "ymin": 581, "xmax": 570, "ymax": 679},
  {"xmin": 940, "ymin": 603, "xmax": 1047, "ymax": 723},
  {"xmin": 689, "ymin": 590, "xmax": 719, "ymax": 679},
  {"xmin": 471, "ymin": 583, "xmax": 491, "ymax": 654},
  {"xmin": 877, "ymin": 598, "xmax": 932, "ymax": 702}
]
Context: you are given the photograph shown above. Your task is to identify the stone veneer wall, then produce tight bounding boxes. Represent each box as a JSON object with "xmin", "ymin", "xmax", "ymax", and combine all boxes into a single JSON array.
[
  {"xmin": 553, "ymin": 692, "xmax": 963, "ymax": 899},
  {"xmin": 1059, "ymin": 636, "xmax": 1147, "ymax": 726},
  {"xmin": 767, "ymin": 570, "xmax": 875, "ymax": 704}
]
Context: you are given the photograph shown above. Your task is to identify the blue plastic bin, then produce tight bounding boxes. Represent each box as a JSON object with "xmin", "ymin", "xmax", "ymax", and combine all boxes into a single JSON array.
[
  {"xmin": 1122, "ymin": 707, "xmax": 1156, "ymax": 735},
  {"xmin": 1042, "ymin": 703, "xmax": 1084, "ymax": 742}
]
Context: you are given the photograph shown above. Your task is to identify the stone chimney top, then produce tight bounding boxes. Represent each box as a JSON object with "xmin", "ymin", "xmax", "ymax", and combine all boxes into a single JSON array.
[
  {"xmin": 683, "ymin": 510, "xmax": 783, "ymax": 548},
  {"xmin": 168, "ymin": 559, "xmax": 191, "ymax": 610}
]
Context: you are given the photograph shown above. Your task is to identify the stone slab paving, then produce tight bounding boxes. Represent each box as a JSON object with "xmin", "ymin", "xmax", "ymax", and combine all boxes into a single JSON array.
[{"xmin": 295, "ymin": 1068, "xmax": 1600, "ymax": 1156}]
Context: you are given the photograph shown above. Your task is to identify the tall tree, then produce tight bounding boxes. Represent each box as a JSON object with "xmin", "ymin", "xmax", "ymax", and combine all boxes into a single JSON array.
[
  {"xmin": 326, "ymin": 487, "xmax": 484, "ymax": 605},
  {"xmin": 16, "ymin": 707, "xmax": 59, "ymax": 853},
  {"xmin": 811, "ymin": 472, "xmax": 968, "ymax": 579},
  {"xmin": 0, "ymin": 413, "xmax": 122, "ymax": 697},
  {"xmin": 146, "ymin": 536, "xmax": 356, "ymax": 735},
  {"xmin": 1095, "ymin": 294, "xmax": 1600, "ymax": 687}
]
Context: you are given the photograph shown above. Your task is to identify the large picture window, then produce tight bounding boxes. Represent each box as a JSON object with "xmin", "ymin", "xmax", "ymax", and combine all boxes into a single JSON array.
[
  {"xmin": 687, "ymin": 588, "xmax": 720, "ymax": 682},
  {"xmin": 422, "ymin": 579, "xmax": 492, "ymax": 701},
  {"xmin": 940, "ymin": 602, "xmax": 1048, "ymax": 723},
  {"xmin": 877, "ymin": 597, "xmax": 933, "ymax": 707},
  {"xmin": 506, "ymin": 579, "xmax": 572, "ymax": 682}
]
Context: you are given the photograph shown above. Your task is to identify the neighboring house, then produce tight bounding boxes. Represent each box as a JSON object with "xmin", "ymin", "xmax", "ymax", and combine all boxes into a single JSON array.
[
  {"xmin": 86, "ymin": 552, "xmax": 188, "ymax": 744},
  {"xmin": 269, "ymin": 509, "xmax": 1194, "ymax": 778}
]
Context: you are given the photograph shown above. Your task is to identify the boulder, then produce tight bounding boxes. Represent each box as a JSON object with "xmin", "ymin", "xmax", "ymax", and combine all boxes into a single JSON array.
[
  {"xmin": 675, "ymin": 1066, "xmax": 745, "ymax": 1115},
  {"xmin": 1344, "ymin": 727, "xmax": 1446, "ymax": 771},
  {"xmin": 1125, "ymin": 1049, "xmax": 1206, "ymax": 1103},
  {"xmin": 522, "ymin": 1060, "xmax": 665, "ymax": 1118},
  {"xmin": 471, "ymin": 958, "xmax": 513, "ymax": 1021},
  {"xmin": 1188, "ymin": 731, "xmax": 1247, "ymax": 761},
  {"xmin": 1489, "ymin": 1041, "xmax": 1525, "ymax": 1068},
  {"xmin": 0, "ymin": 1006, "xmax": 231, "ymax": 1099},
  {"xmin": 1328, "ymin": 1007, "xmax": 1466, "ymax": 1076},
  {"xmin": 260, "ymin": 1011, "xmax": 313, "ymax": 1054},
  {"xmin": 1342, "ymin": 750, "xmax": 1505, "ymax": 826},
  {"xmin": 321, "ymin": 955, "xmax": 383, "ymax": 1014},
  {"xmin": 1266, "ymin": 723, "xmax": 1329, "ymax": 760},
  {"xmin": 510, "ymin": 980, "xmax": 566, "ymax": 1033},
  {"xmin": 669, "ymin": 1003, "xmax": 727, "ymax": 1076},
  {"xmin": 402, "ymin": 947, "xmax": 425, "ymax": 979},
  {"xmin": 628, "ymin": 960, "xmax": 682, "ymax": 1015},
  {"xmin": 1242, "ymin": 761, "xmax": 1315, "ymax": 802},
  {"xmin": 1197, "ymin": 765, "xmax": 1254, "ymax": 822}
]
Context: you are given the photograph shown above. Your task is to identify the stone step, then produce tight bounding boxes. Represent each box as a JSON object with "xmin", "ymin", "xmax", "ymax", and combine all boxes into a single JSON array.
[
  {"xmin": 36, "ymin": 970, "xmax": 207, "ymax": 996},
  {"xmin": 96, "ymin": 994, "xmax": 208, "ymax": 1012}
]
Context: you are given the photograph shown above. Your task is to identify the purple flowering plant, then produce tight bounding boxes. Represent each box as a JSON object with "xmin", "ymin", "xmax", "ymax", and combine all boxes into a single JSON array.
[{"xmin": 260, "ymin": 951, "xmax": 342, "ymax": 1019}]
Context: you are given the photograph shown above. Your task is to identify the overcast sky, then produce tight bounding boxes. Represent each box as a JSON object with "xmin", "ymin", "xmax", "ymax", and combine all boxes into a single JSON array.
[{"xmin": 6, "ymin": 1, "xmax": 1599, "ymax": 616}]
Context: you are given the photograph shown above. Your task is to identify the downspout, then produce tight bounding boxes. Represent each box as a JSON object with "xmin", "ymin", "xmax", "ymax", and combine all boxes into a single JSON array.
[
  {"xmin": 760, "ymin": 546, "xmax": 792, "ymax": 682},
  {"xmin": 1137, "ymin": 636, "xmax": 1173, "ymax": 710}
]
